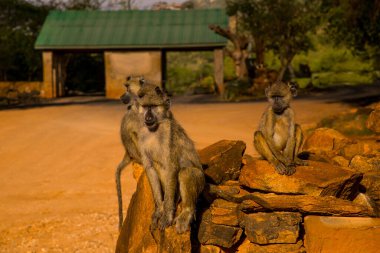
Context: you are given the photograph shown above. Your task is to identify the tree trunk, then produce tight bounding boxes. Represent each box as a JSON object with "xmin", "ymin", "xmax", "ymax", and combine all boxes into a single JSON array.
[{"xmin": 254, "ymin": 37, "xmax": 265, "ymax": 65}]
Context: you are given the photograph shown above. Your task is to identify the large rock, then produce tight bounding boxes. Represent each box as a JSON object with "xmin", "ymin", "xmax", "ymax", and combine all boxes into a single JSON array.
[
  {"xmin": 241, "ymin": 212, "xmax": 302, "ymax": 245},
  {"xmin": 304, "ymin": 216, "xmax": 380, "ymax": 253},
  {"xmin": 210, "ymin": 199, "xmax": 239, "ymax": 226},
  {"xmin": 366, "ymin": 109, "xmax": 380, "ymax": 133},
  {"xmin": 237, "ymin": 239, "xmax": 305, "ymax": 253},
  {"xmin": 360, "ymin": 172, "xmax": 380, "ymax": 208},
  {"xmin": 303, "ymin": 128, "xmax": 351, "ymax": 153},
  {"xmin": 116, "ymin": 171, "xmax": 191, "ymax": 253},
  {"xmin": 239, "ymin": 160, "xmax": 362, "ymax": 200},
  {"xmin": 349, "ymin": 155, "xmax": 380, "ymax": 173},
  {"xmin": 199, "ymin": 140, "xmax": 246, "ymax": 184},
  {"xmin": 339, "ymin": 141, "xmax": 374, "ymax": 160},
  {"xmin": 198, "ymin": 209, "xmax": 243, "ymax": 248}
]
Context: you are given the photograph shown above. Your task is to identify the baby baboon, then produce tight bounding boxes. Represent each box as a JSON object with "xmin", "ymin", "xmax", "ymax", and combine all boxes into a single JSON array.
[
  {"xmin": 116, "ymin": 76, "xmax": 146, "ymax": 230},
  {"xmin": 137, "ymin": 86, "xmax": 205, "ymax": 234},
  {"xmin": 254, "ymin": 81, "xmax": 307, "ymax": 175}
]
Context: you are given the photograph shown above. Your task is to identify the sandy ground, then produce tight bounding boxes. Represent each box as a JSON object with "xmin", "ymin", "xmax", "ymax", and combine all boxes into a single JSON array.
[{"xmin": 0, "ymin": 98, "xmax": 350, "ymax": 252}]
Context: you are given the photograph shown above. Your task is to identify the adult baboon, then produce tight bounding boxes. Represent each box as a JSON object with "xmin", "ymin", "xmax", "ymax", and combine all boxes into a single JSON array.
[
  {"xmin": 137, "ymin": 86, "xmax": 205, "ymax": 234},
  {"xmin": 254, "ymin": 81, "xmax": 307, "ymax": 175},
  {"xmin": 115, "ymin": 76, "xmax": 146, "ymax": 230}
]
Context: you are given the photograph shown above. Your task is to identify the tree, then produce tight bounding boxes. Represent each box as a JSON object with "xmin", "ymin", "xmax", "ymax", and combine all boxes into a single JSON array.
[
  {"xmin": 323, "ymin": 0, "xmax": 380, "ymax": 58},
  {"xmin": 209, "ymin": 21, "xmax": 250, "ymax": 80},
  {"xmin": 226, "ymin": 0, "xmax": 321, "ymax": 81}
]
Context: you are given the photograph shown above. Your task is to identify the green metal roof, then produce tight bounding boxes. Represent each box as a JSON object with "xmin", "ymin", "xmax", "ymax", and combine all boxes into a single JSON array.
[{"xmin": 35, "ymin": 9, "xmax": 228, "ymax": 50}]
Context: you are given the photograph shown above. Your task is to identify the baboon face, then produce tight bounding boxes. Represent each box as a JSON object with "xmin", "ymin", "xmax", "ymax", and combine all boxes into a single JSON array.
[
  {"xmin": 138, "ymin": 86, "xmax": 170, "ymax": 132},
  {"xmin": 265, "ymin": 81, "xmax": 297, "ymax": 114},
  {"xmin": 120, "ymin": 76, "xmax": 145, "ymax": 105}
]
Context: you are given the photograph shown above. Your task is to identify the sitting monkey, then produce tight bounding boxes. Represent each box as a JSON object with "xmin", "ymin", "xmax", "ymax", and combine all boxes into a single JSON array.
[
  {"xmin": 137, "ymin": 85, "xmax": 205, "ymax": 234},
  {"xmin": 254, "ymin": 81, "xmax": 307, "ymax": 175}
]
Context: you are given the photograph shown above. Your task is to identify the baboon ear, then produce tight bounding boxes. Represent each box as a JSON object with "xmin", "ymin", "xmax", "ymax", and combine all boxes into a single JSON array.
[
  {"xmin": 155, "ymin": 86, "xmax": 163, "ymax": 96},
  {"xmin": 288, "ymin": 82, "xmax": 298, "ymax": 97},
  {"xmin": 265, "ymin": 85, "xmax": 271, "ymax": 97},
  {"xmin": 164, "ymin": 98, "xmax": 171, "ymax": 109}
]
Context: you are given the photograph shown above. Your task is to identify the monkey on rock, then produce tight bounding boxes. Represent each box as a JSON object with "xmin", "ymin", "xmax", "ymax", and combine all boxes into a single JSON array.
[{"xmin": 254, "ymin": 81, "xmax": 307, "ymax": 176}]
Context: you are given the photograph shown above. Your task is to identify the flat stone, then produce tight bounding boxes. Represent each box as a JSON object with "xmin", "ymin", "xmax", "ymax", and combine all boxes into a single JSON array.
[
  {"xmin": 241, "ymin": 212, "xmax": 302, "ymax": 245},
  {"xmin": 210, "ymin": 199, "xmax": 239, "ymax": 226},
  {"xmin": 366, "ymin": 109, "xmax": 380, "ymax": 133},
  {"xmin": 304, "ymin": 216, "xmax": 380, "ymax": 253},
  {"xmin": 198, "ymin": 209, "xmax": 243, "ymax": 248},
  {"xmin": 237, "ymin": 239, "xmax": 305, "ymax": 253},
  {"xmin": 349, "ymin": 155, "xmax": 380, "ymax": 173},
  {"xmin": 239, "ymin": 160, "xmax": 362, "ymax": 200},
  {"xmin": 303, "ymin": 128, "xmax": 351, "ymax": 153},
  {"xmin": 199, "ymin": 140, "xmax": 246, "ymax": 184}
]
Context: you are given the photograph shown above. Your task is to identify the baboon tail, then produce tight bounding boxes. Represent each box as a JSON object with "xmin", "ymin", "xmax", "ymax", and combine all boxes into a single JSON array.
[{"xmin": 115, "ymin": 154, "xmax": 131, "ymax": 231}]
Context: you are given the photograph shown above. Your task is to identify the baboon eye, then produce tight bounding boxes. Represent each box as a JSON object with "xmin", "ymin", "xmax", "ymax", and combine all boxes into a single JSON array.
[{"xmin": 126, "ymin": 76, "xmax": 131, "ymax": 81}]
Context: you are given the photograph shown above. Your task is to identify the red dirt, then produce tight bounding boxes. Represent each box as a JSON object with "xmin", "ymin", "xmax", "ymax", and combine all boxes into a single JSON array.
[{"xmin": 0, "ymin": 99, "xmax": 349, "ymax": 252}]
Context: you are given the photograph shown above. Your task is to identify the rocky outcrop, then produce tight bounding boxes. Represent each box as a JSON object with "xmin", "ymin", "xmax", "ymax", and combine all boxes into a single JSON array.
[
  {"xmin": 199, "ymin": 140, "xmax": 246, "ymax": 184},
  {"xmin": 116, "ymin": 136, "xmax": 380, "ymax": 253}
]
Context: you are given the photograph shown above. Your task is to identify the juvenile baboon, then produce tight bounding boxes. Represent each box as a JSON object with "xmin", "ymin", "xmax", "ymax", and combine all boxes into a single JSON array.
[
  {"xmin": 137, "ymin": 86, "xmax": 205, "ymax": 234},
  {"xmin": 254, "ymin": 81, "xmax": 307, "ymax": 175},
  {"xmin": 116, "ymin": 75, "xmax": 146, "ymax": 230}
]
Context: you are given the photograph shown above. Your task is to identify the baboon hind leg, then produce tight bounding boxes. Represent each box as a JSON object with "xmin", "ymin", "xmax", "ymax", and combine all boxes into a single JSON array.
[
  {"xmin": 175, "ymin": 167, "xmax": 205, "ymax": 234},
  {"xmin": 253, "ymin": 131, "xmax": 292, "ymax": 175},
  {"xmin": 115, "ymin": 154, "xmax": 132, "ymax": 230}
]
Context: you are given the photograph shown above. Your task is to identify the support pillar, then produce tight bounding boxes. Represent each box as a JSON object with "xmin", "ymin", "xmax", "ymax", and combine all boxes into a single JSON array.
[
  {"xmin": 42, "ymin": 51, "xmax": 55, "ymax": 98},
  {"xmin": 214, "ymin": 48, "xmax": 224, "ymax": 96}
]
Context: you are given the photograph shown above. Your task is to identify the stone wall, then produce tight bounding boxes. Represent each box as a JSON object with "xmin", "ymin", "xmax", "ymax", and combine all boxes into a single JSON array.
[
  {"xmin": 104, "ymin": 51, "xmax": 162, "ymax": 99},
  {"xmin": 116, "ymin": 129, "xmax": 380, "ymax": 253}
]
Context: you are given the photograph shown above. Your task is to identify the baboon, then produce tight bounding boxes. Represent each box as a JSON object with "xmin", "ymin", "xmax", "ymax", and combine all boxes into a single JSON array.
[
  {"xmin": 137, "ymin": 86, "xmax": 205, "ymax": 234},
  {"xmin": 116, "ymin": 75, "xmax": 146, "ymax": 230},
  {"xmin": 254, "ymin": 81, "xmax": 307, "ymax": 175}
]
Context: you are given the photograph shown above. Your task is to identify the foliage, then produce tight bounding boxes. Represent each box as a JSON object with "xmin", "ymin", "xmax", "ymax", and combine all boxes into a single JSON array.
[
  {"xmin": 0, "ymin": 0, "xmax": 51, "ymax": 81},
  {"xmin": 223, "ymin": 56, "xmax": 237, "ymax": 81},
  {"xmin": 226, "ymin": 0, "xmax": 321, "ymax": 80},
  {"xmin": 166, "ymin": 52, "xmax": 214, "ymax": 95},
  {"xmin": 323, "ymin": 0, "xmax": 380, "ymax": 53}
]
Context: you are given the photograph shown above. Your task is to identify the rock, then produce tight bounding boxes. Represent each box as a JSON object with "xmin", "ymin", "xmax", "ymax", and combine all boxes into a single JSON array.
[
  {"xmin": 331, "ymin": 156, "xmax": 349, "ymax": 167},
  {"xmin": 366, "ymin": 109, "xmax": 380, "ymax": 133},
  {"xmin": 116, "ymin": 172, "xmax": 191, "ymax": 253},
  {"xmin": 198, "ymin": 209, "xmax": 243, "ymax": 248},
  {"xmin": 199, "ymin": 245, "xmax": 224, "ymax": 253},
  {"xmin": 237, "ymin": 239, "xmax": 305, "ymax": 253},
  {"xmin": 241, "ymin": 212, "xmax": 302, "ymax": 244},
  {"xmin": 210, "ymin": 199, "xmax": 239, "ymax": 226},
  {"xmin": 199, "ymin": 140, "xmax": 246, "ymax": 184},
  {"xmin": 304, "ymin": 216, "xmax": 380, "ymax": 253},
  {"xmin": 239, "ymin": 193, "xmax": 376, "ymax": 217},
  {"xmin": 349, "ymin": 155, "xmax": 380, "ymax": 173},
  {"xmin": 339, "ymin": 141, "xmax": 374, "ymax": 160},
  {"xmin": 239, "ymin": 160, "xmax": 362, "ymax": 200},
  {"xmin": 353, "ymin": 193, "xmax": 376, "ymax": 214},
  {"xmin": 361, "ymin": 172, "xmax": 380, "ymax": 208},
  {"xmin": 303, "ymin": 128, "xmax": 351, "ymax": 153}
]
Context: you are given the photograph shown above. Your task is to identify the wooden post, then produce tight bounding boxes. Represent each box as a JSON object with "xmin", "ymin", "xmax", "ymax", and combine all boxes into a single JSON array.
[
  {"xmin": 214, "ymin": 48, "xmax": 224, "ymax": 96},
  {"xmin": 42, "ymin": 51, "xmax": 55, "ymax": 98},
  {"xmin": 161, "ymin": 49, "xmax": 167, "ymax": 90}
]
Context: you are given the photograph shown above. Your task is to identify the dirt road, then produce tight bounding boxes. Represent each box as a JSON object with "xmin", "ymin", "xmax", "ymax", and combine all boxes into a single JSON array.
[{"xmin": 0, "ymin": 98, "xmax": 349, "ymax": 252}]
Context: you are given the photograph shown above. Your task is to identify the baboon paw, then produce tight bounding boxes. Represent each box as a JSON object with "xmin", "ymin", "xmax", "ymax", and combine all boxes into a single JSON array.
[
  {"xmin": 150, "ymin": 210, "xmax": 163, "ymax": 231},
  {"xmin": 285, "ymin": 165, "xmax": 296, "ymax": 176},
  {"xmin": 174, "ymin": 214, "xmax": 192, "ymax": 234},
  {"xmin": 274, "ymin": 163, "xmax": 287, "ymax": 175},
  {"xmin": 158, "ymin": 213, "xmax": 174, "ymax": 230}
]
